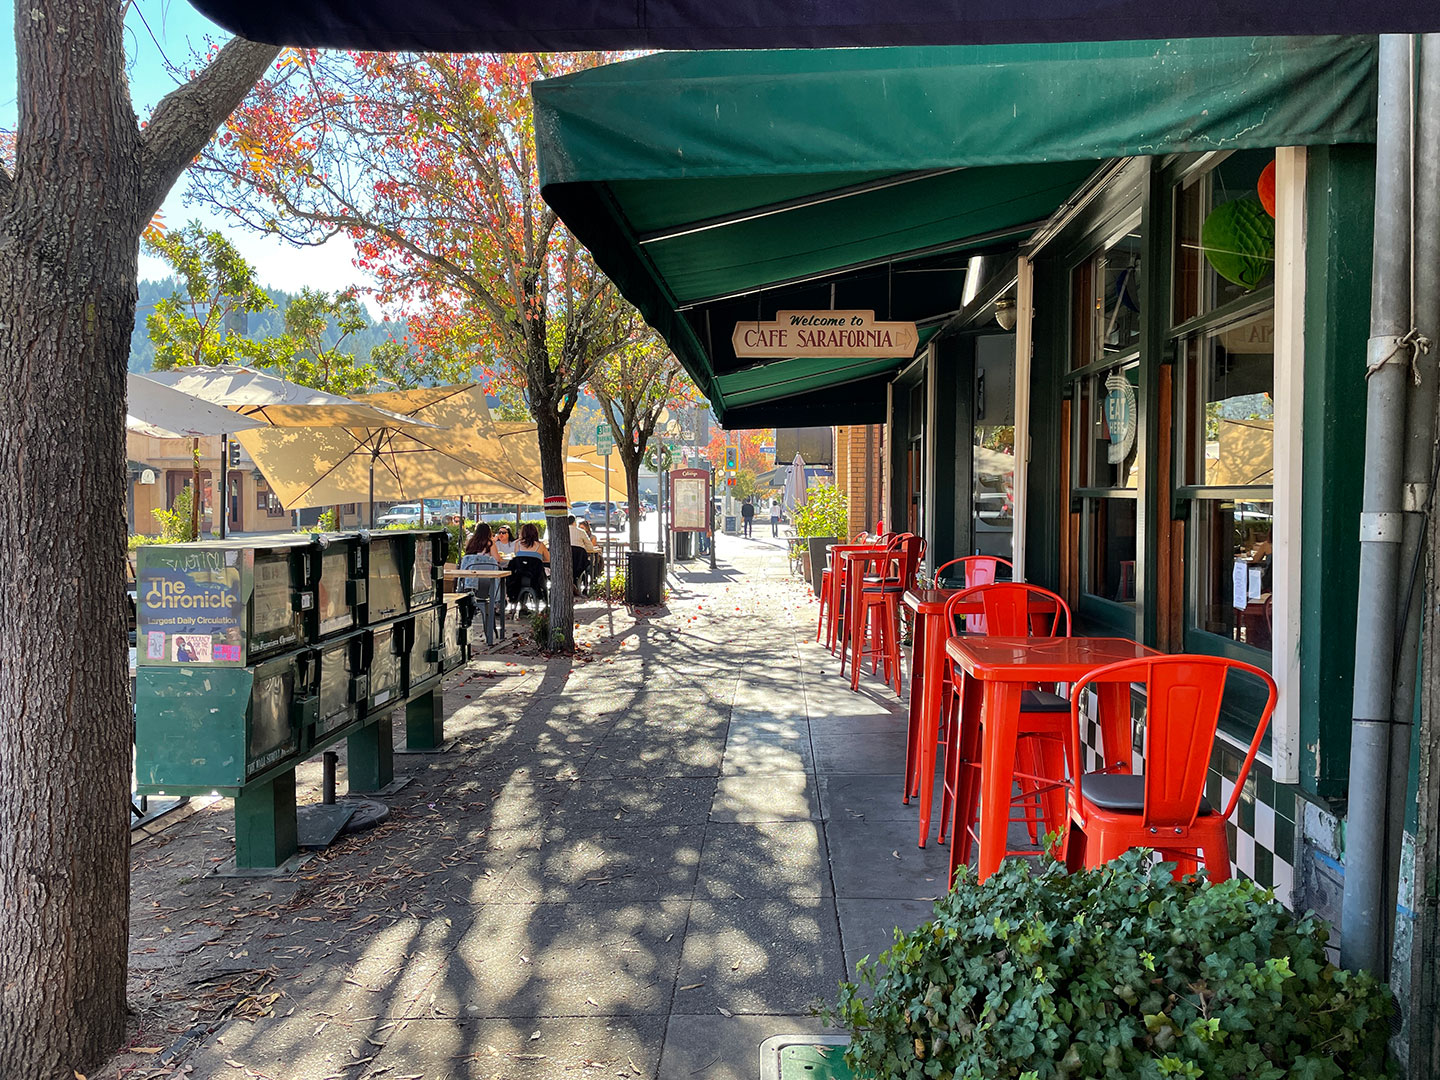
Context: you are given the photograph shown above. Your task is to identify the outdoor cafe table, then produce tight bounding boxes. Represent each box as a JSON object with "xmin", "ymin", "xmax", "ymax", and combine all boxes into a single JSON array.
[
  {"xmin": 943, "ymin": 634, "xmax": 1161, "ymax": 882},
  {"xmin": 902, "ymin": 588, "xmax": 1061, "ymax": 848},
  {"xmin": 835, "ymin": 546, "xmax": 890, "ymax": 679}
]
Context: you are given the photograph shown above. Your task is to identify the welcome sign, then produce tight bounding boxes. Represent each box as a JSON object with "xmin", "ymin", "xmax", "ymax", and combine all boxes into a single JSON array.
[{"xmin": 732, "ymin": 311, "xmax": 919, "ymax": 359}]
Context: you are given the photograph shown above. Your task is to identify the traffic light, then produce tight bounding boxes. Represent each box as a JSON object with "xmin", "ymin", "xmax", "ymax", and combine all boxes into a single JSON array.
[
  {"xmin": 724, "ymin": 446, "xmax": 738, "ymax": 470},
  {"xmin": 227, "ymin": 439, "xmax": 241, "ymax": 468}
]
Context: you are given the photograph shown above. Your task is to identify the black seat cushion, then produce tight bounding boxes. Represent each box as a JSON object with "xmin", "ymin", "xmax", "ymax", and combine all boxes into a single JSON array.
[
  {"xmin": 1019, "ymin": 689, "xmax": 1069, "ymax": 713},
  {"xmin": 862, "ymin": 574, "xmax": 902, "ymax": 585},
  {"xmin": 1079, "ymin": 772, "xmax": 1213, "ymax": 815}
]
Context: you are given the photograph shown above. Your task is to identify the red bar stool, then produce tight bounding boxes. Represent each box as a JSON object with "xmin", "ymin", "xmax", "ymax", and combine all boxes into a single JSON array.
[
  {"xmin": 1064, "ymin": 655, "xmax": 1277, "ymax": 881},
  {"xmin": 852, "ymin": 534, "xmax": 924, "ymax": 695},
  {"xmin": 938, "ymin": 582, "xmax": 1072, "ymax": 874},
  {"xmin": 827, "ymin": 541, "xmax": 885, "ymax": 661}
]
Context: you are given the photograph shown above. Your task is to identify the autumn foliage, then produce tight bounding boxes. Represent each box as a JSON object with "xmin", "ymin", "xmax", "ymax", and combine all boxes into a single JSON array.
[{"xmin": 195, "ymin": 50, "xmax": 646, "ymax": 649}]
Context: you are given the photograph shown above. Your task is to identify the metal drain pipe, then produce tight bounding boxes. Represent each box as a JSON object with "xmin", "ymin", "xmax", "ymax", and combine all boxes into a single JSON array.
[
  {"xmin": 1384, "ymin": 32, "xmax": 1440, "ymax": 973},
  {"xmin": 1343, "ymin": 33, "xmax": 1417, "ymax": 979}
]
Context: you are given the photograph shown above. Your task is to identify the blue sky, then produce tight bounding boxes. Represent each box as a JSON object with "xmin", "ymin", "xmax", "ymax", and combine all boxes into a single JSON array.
[{"xmin": 0, "ymin": 1, "xmax": 364, "ymax": 296}]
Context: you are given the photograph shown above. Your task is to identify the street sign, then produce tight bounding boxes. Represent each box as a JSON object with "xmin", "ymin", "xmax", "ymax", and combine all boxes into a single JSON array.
[{"xmin": 596, "ymin": 421, "xmax": 614, "ymax": 456}]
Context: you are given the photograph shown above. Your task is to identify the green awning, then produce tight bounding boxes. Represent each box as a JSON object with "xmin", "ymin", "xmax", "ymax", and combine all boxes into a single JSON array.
[{"xmin": 534, "ymin": 37, "xmax": 1377, "ymax": 424}]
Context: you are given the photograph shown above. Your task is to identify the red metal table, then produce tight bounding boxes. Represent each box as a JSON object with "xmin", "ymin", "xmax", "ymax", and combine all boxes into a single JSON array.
[
  {"xmin": 822, "ymin": 544, "xmax": 884, "ymax": 655},
  {"xmin": 944, "ymin": 635, "xmax": 1160, "ymax": 883},
  {"xmin": 903, "ymin": 589, "xmax": 1060, "ymax": 848},
  {"xmin": 836, "ymin": 547, "xmax": 890, "ymax": 682}
]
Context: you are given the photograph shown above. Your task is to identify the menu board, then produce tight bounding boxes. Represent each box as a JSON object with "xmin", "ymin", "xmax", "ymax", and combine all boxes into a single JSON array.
[
  {"xmin": 137, "ymin": 546, "xmax": 247, "ymax": 667},
  {"xmin": 670, "ymin": 470, "xmax": 710, "ymax": 531}
]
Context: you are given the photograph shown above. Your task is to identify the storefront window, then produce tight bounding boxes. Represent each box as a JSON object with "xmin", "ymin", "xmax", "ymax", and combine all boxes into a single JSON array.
[
  {"xmin": 1181, "ymin": 310, "xmax": 1275, "ymax": 487},
  {"xmin": 1077, "ymin": 364, "xmax": 1142, "ymax": 491},
  {"xmin": 1192, "ymin": 499, "xmax": 1274, "ymax": 648},
  {"xmin": 1173, "ymin": 149, "xmax": 1275, "ymax": 324},
  {"xmin": 1172, "ymin": 151, "xmax": 1277, "ymax": 657},
  {"xmin": 1071, "ymin": 230, "xmax": 1143, "ymax": 369},
  {"xmin": 1087, "ymin": 497, "xmax": 1138, "ymax": 604}
]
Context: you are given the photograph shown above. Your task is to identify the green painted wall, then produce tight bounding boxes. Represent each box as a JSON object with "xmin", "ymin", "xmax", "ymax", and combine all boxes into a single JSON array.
[{"xmin": 1298, "ymin": 144, "xmax": 1376, "ymax": 801}]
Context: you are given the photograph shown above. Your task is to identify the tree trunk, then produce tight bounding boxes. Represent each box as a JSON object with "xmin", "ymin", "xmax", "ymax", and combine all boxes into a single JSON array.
[
  {"xmin": 534, "ymin": 411, "xmax": 573, "ymax": 651},
  {"xmin": 625, "ymin": 455, "xmax": 644, "ymax": 546},
  {"xmin": 0, "ymin": 26, "xmax": 140, "ymax": 1080},
  {"xmin": 0, "ymin": 8, "xmax": 275, "ymax": 1073}
]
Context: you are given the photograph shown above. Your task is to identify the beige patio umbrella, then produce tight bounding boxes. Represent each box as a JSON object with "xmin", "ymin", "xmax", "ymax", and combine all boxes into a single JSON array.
[
  {"xmin": 489, "ymin": 422, "xmax": 629, "ymax": 502},
  {"xmin": 150, "ymin": 371, "xmax": 529, "ymax": 523}
]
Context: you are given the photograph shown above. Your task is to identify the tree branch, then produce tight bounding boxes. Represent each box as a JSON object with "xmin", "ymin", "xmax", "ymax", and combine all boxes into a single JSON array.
[{"xmin": 139, "ymin": 37, "xmax": 280, "ymax": 218}]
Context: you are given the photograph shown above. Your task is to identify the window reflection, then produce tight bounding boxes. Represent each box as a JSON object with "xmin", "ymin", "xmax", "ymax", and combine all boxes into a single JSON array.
[
  {"xmin": 1183, "ymin": 310, "xmax": 1275, "ymax": 487},
  {"xmin": 1194, "ymin": 500, "xmax": 1274, "ymax": 648},
  {"xmin": 1087, "ymin": 498, "xmax": 1137, "ymax": 604}
]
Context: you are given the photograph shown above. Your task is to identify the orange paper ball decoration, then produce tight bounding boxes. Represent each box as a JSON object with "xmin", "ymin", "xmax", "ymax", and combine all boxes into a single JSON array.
[{"xmin": 1257, "ymin": 160, "xmax": 1277, "ymax": 217}]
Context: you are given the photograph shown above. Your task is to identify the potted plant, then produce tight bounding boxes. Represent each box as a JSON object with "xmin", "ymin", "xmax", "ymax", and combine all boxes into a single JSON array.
[
  {"xmin": 792, "ymin": 484, "xmax": 848, "ymax": 594},
  {"xmin": 829, "ymin": 851, "xmax": 1395, "ymax": 1079}
]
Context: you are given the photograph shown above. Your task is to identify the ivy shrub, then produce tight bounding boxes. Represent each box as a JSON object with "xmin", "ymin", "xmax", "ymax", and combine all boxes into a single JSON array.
[{"xmin": 829, "ymin": 851, "xmax": 1394, "ymax": 1080}]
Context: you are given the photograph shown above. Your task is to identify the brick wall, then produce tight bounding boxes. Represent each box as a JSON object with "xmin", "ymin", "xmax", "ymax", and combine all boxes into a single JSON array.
[{"xmin": 834, "ymin": 424, "xmax": 884, "ymax": 540}]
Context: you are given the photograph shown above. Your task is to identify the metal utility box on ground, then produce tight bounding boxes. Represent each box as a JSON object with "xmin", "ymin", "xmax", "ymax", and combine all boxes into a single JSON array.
[{"xmin": 133, "ymin": 530, "xmax": 467, "ymax": 870}]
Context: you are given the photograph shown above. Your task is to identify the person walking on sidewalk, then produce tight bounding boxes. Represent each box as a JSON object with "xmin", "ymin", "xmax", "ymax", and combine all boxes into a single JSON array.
[
  {"xmin": 769, "ymin": 499, "xmax": 781, "ymax": 536},
  {"xmin": 741, "ymin": 497, "xmax": 755, "ymax": 537}
]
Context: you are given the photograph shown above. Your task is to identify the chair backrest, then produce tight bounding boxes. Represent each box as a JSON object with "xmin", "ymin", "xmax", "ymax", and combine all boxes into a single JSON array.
[
  {"xmin": 945, "ymin": 581, "xmax": 1070, "ymax": 638},
  {"xmin": 933, "ymin": 555, "xmax": 1013, "ymax": 590},
  {"xmin": 1068, "ymin": 656, "xmax": 1278, "ymax": 830},
  {"xmin": 934, "ymin": 555, "xmax": 1013, "ymax": 630}
]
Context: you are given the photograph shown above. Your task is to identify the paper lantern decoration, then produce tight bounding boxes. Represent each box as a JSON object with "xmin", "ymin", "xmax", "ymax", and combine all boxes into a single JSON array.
[
  {"xmin": 1201, "ymin": 196, "xmax": 1275, "ymax": 290},
  {"xmin": 1257, "ymin": 160, "xmax": 1277, "ymax": 217}
]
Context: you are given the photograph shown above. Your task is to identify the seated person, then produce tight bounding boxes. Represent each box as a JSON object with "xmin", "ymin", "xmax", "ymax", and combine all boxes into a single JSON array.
[
  {"xmin": 459, "ymin": 522, "xmax": 502, "ymax": 588},
  {"xmin": 567, "ymin": 515, "xmax": 591, "ymax": 593},
  {"xmin": 506, "ymin": 523, "xmax": 550, "ymax": 610},
  {"xmin": 493, "ymin": 524, "xmax": 517, "ymax": 559}
]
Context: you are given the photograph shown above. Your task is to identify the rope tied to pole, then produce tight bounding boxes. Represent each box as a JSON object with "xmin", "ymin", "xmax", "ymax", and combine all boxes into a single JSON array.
[{"xmin": 1366, "ymin": 327, "xmax": 1433, "ymax": 383}]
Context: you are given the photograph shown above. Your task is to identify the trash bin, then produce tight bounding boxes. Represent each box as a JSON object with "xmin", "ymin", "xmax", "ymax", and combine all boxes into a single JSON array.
[
  {"xmin": 672, "ymin": 531, "xmax": 695, "ymax": 561},
  {"xmin": 626, "ymin": 550, "xmax": 666, "ymax": 605}
]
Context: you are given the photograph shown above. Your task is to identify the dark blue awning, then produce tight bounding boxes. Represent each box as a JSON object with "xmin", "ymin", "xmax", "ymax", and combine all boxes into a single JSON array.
[{"xmin": 188, "ymin": 0, "xmax": 1437, "ymax": 51}]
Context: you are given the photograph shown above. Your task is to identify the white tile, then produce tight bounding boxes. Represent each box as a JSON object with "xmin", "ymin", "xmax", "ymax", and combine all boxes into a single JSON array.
[
  {"xmin": 1254, "ymin": 801, "xmax": 1275, "ymax": 850},
  {"xmin": 1236, "ymin": 830, "xmax": 1256, "ymax": 878}
]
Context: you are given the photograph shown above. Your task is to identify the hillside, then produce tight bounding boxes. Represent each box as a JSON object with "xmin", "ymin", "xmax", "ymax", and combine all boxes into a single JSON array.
[{"xmin": 128, "ymin": 278, "xmax": 409, "ymax": 373}]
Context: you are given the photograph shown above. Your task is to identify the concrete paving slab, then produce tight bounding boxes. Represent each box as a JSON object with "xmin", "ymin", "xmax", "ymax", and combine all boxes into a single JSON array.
[
  {"xmin": 817, "ymin": 772, "xmax": 941, "ymax": 825},
  {"xmin": 585, "ymin": 731, "xmax": 729, "ymax": 778},
  {"xmin": 697, "ymin": 821, "xmax": 832, "ymax": 900},
  {"xmin": 810, "ymin": 732, "xmax": 909, "ymax": 775},
  {"xmin": 824, "ymin": 815, "xmax": 951, "ymax": 901},
  {"xmin": 423, "ymin": 901, "xmax": 690, "ymax": 1017},
  {"xmin": 556, "ymin": 777, "xmax": 719, "ymax": 828},
  {"xmin": 658, "ymin": 1014, "xmax": 840, "ymax": 1080},
  {"xmin": 502, "ymin": 824, "xmax": 703, "ymax": 901},
  {"xmin": 362, "ymin": 1015, "xmax": 667, "ymax": 1079},
  {"xmin": 835, "ymin": 897, "xmax": 939, "ymax": 979},
  {"xmin": 710, "ymin": 773, "xmax": 820, "ymax": 822},
  {"xmin": 675, "ymin": 899, "xmax": 845, "ymax": 1015},
  {"xmin": 721, "ymin": 733, "xmax": 815, "ymax": 776}
]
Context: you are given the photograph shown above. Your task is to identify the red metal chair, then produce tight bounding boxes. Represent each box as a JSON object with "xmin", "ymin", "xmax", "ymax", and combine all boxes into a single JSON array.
[
  {"xmin": 853, "ymin": 533, "xmax": 925, "ymax": 695},
  {"xmin": 932, "ymin": 556, "xmax": 1012, "ymax": 633},
  {"xmin": 937, "ymin": 582, "xmax": 1072, "ymax": 872},
  {"xmin": 912, "ymin": 555, "xmax": 1014, "ymax": 803},
  {"xmin": 1063, "ymin": 655, "xmax": 1277, "ymax": 881}
]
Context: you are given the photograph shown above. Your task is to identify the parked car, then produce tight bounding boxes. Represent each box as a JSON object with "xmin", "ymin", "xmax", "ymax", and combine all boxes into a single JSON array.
[{"xmin": 376, "ymin": 502, "xmax": 423, "ymax": 526}]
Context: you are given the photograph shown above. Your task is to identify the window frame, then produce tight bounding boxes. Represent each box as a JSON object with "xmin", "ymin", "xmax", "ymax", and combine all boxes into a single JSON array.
[{"xmin": 1065, "ymin": 214, "xmax": 1145, "ymax": 624}]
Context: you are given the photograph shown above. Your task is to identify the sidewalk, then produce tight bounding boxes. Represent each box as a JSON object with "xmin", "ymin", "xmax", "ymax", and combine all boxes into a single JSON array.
[{"xmin": 107, "ymin": 531, "xmax": 950, "ymax": 1080}]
